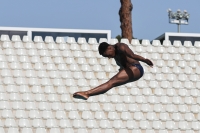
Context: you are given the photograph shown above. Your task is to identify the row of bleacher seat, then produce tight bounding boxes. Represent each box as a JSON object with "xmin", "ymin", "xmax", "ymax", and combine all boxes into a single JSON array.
[
  {"xmin": 1, "ymin": 85, "xmax": 200, "ymax": 98},
  {"xmin": 1, "ymin": 52, "xmax": 200, "ymax": 64},
  {"xmin": 0, "ymin": 62, "xmax": 116, "ymax": 72},
  {"xmin": 0, "ymin": 80, "xmax": 199, "ymax": 93},
  {"xmin": 1, "ymin": 70, "xmax": 200, "ymax": 85},
  {"xmin": 134, "ymin": 46, "xmax": 199, "ymax": 54},
  {"xmin": 0, "ymin": 119, "xmax": 200, "ymax": 131},
  {"xmin": 0, "ymin": 73, "xmax": 199, "ymax": 86},
  {"xmin": 0, "ymin": 61, "xmax": 199, "ymax": 75},
  {"xmin": 1, "ymin": 34, "xmax": 200, "ymax": 48},
  {"xmin": 1, "ymin": 76, "xmax": 199, "ymax": 88},
  {"xmin": 1, "ymin": 35, "xmax": 200, "ymax": 54},
  {"xmin": 0, "ymin": 68, "xmax": 199, "ymax": 80},
  {"xmin": 0, "ymin": 60, "xmax": 199, "ymax": 74},
  {"xmin": 1, "ymin": 108, "xmax": 200, "ymax": 120},
  {"xmin": 1, "ymin": 128, "xmax": 200, "ymax": 133},
  {"xmin": 0, "ymin": 107, "xmax": 200, "ymax": 120},
  {"xmin": 0, "ymin": 63, "xmax": 199, "ymax": 77},
  {"xmin": 0, "ymin": 99, "xmax": 200, "ymax": 114},
  {"xmin": 0, "ymin": 66, "xmax": 200, "ymax": 77},
  {"xmin": 63, "ymin": 92, "xmax": 200, "ymax": 102},
  {"xmin": 1, "ymin": 42, "xmax": 100, "ymax": 53},
  {"xmin": 0, "ymin": 96, "xmax": 199, "ymax": 106},
  {"xmin": 1, "ymin": 42, "xmax": 199, "ymax": 58},
  {"xmin": 1, "ymin": 42, "xmax": 199, "ymax": 56}
]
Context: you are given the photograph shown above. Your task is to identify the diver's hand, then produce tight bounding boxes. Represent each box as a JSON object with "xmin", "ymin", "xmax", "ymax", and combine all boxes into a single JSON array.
[{"xmin": 145, "ymin": 59, "xmax": 153, "ymax": 67}]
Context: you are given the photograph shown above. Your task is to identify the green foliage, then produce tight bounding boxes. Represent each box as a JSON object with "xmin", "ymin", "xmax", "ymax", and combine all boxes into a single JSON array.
[{"xmin": 116, "ymin": 35, "xmax": 122, "ymax": 42}]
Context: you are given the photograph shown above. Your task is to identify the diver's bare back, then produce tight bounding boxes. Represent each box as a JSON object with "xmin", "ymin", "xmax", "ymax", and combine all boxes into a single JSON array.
[{"xmin": 114, "ymin": 43, "xmax": 140, "ymax": 68}]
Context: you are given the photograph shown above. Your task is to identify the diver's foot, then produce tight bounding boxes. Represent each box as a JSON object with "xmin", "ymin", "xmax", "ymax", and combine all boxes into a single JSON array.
[{"xmin": 73, "ymin": 91, "xmax": 89, "ymax": 100}]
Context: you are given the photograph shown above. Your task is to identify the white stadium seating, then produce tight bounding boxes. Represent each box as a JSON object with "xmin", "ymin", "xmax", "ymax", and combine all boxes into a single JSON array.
[{"xmin": 0, "ymin": 34, "xmax": 199, "ymax": 132}]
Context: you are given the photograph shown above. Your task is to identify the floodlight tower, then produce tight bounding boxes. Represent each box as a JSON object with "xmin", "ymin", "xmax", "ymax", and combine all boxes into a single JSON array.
[{"xmin": 167, "ymin": 9, "xmax": 190, "ymax": 33}]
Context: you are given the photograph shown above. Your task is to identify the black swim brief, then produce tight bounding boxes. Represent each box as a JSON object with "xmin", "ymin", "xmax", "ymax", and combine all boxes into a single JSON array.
[{"xmin": 132, "ymin": 64, "xmax": 144, "ymax": 77}]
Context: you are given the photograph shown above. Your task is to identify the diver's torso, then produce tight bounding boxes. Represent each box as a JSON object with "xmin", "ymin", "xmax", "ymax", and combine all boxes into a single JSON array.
[{"xmin": 114, "ymin": 43, "xmax": 140, "ymax": 68}]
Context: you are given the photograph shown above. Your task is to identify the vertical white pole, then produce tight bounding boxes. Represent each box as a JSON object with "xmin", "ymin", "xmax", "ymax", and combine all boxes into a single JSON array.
[
  {"xmin": 27, "ymin": 30, "xmax": 32, "ymax": 40},
  {"xmin": 107, "ymin": 30, "xmax": 111, "ymax": 44}
]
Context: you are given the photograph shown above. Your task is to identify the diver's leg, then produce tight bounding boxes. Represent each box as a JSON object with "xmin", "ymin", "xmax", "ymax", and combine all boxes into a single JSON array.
[{"xmin": 73, "ymin": 66, "xmax": 141, "ymax": 100}]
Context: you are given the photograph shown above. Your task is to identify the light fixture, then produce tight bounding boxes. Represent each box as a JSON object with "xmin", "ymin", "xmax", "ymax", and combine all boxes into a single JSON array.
[{"xmin": 167, "ymin": 8, "xmax": 190, "ymax": 32}]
